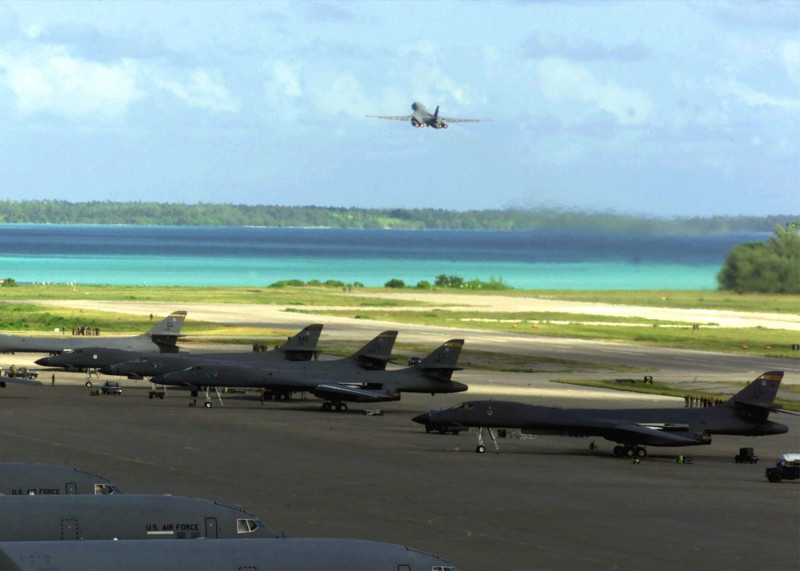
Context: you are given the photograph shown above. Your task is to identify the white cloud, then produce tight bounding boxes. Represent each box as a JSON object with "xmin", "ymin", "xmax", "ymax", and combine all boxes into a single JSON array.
[
  {"xmin": 154, "ymin": 69, "xmax": 237, "ymax": 112},
  {"xmin": 533, "ymin": 58, "xmax": 653, "ymax": 126},
  {"xmin": 710, "ymin": 76, "xmax": 799, "ymax": 113},
  {"xmin": 312, "ymin": 72, "xmax": 373, "ymax": 117},
  {"xmin": 782, "ymin": 39, "xmax": 800, "ymax": 85},
  {"xmin": 398, "ymin": 40, "xmax": 438, "ymax": 59},
  {"xmin": 272, "ymin": 61, "xmax": 303, "ymax": 97},
  {"xmin": 0, "ymin": 45, "xmax": 142, "ymax": 117}
]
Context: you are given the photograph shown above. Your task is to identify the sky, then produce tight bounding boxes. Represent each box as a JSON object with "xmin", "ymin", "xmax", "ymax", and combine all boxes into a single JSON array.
[{"xmin": 0, "ymin": 1, "xmax": 797, "ymax": 217}]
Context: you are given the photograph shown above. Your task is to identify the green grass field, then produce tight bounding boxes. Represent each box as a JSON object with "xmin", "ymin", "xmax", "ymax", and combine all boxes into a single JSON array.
[{"xmin": 1, "ymin": 284, "xmax": 797, "ymax": 360}]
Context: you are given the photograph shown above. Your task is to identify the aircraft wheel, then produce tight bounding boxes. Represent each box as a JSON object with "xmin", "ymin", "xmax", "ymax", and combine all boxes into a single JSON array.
[
  {"xmin": 476, "ymin": 445, "xmax": 486, "ymax": 454},
  {"xmin": 625, "ymin": 447, "xmax": 635, "ymax": 458},
  {"xmin": 336, "ymin": 402, "xmax": 348, "ymax": 412},
  {"xmin": 613, "ymin": 446, "xmax": 624, "ymax": 457},
  {"xmin": 204, "ymin": 401, "xmax": 212, "ymax": 409},
  {"xmin": 636, "ymin": 447, "xmax": 647, "ymax": 458},
  {"xmin": 322, "ymin": 402, "xmax": 332, "ymax": 411},
  {"xmin": 85, "ymin": 381, "xmax": 93, "ymax": 388}
]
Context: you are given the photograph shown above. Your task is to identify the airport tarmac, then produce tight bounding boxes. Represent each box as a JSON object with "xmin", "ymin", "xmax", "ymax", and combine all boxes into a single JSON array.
[{"xmin": 0, "ymin": 367, "xmax": 797, "ymax": 570}]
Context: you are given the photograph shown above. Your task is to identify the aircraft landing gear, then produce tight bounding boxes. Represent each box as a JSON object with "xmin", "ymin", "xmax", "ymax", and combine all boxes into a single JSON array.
[
  {"xmin": 474, "ymin": 427, "xmax": 499, "ymax": 454},
  {"xmin": 613, "ymin": 445, "xmax": 647, "ymax": 458},
  {"xmin": 321, "ymin": 401, "xmax": 348, "ymax": 412}
]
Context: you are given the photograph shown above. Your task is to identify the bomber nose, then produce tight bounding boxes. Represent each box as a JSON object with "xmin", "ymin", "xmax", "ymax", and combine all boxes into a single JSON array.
[
  {"xmin": 412, "ymin": 412, "xmax": 431, "ymax": 425},
  {"xmin": 451, "ymin": 381, "xmax": 468, "ymax": 393},
  {"xmin": 34, "ymin": 357, "xmax": 53, "ymax": 366}
]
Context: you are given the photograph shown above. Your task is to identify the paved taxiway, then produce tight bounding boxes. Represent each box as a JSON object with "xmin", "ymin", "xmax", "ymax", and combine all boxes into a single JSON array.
[{"xmin": 1, "ymin": 371, "xmax": 797, "ymax": 570}]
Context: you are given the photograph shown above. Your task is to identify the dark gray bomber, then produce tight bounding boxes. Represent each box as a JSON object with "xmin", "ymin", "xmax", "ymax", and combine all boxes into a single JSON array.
[
  {"xmin": 0, "ymin": 538, "xmax": 457, "ymax": 571},
  {"xmin": 36, "ymin": 323, "xmax": 325, "ymax": 376},
  {"xmin": 415, "ymin": 371, "xmax": 791, "ymax": 457},
  {"xmin": 0, "ymin": 311, "xmax": 187, "ymax": 354},
  {"xmin": 0, "ymin": 463, "xmax": 120, "ymax": 496},
  {"xmin": 150, "ymin": 338, "xmax": 467, "ymax": 410},
  {"xmin": 0, "ymin": 494, "xmax": 275, "ymax": 540},
  {"xmin": 367, "ymin": 101, "xmax": 488, "ymax": 129}
]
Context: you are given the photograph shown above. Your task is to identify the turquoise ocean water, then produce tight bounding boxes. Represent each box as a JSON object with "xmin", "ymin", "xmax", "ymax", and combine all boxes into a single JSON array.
[{"xmin": 0, "ymin": 225, "xmax": 765, "ymax": 290}]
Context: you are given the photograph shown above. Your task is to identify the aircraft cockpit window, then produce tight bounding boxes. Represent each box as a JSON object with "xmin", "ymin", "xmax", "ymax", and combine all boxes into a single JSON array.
[
  {"xmin": 452, "ymin": 403, "xmax": 474, "ymax": 410},
  {"xmin": 94, "ymin": 484, "xmax": 121, "ymax": 495},
  {"xmin": 236, "ymin": 519, "xmax": 263, "ymax": 533}
]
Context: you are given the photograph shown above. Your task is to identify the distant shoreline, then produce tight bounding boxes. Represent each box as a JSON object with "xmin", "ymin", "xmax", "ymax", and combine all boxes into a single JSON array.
[{"xmin": 0, "ymin": 202, "xmax": 792, "ymax": 232}]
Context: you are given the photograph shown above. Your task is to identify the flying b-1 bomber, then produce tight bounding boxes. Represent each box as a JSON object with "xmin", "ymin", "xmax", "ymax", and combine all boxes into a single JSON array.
[{"xmin": 366, "ymin": 101, "xmax": 489, "ymax": 129}]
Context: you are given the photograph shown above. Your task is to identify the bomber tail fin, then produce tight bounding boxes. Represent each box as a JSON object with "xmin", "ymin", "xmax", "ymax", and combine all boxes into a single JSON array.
[
  {"xmin": 728, "ymin": 371, "xmax": 783, "ymax": 418},
  {"xmin": 146, "ymin": 311, "xmax": 187, "ymax": 350},
  {"xmin": 416, "ymin": 339, "xmax": 464, "ymax": 381},
  {"xmin": 350, "ymin": 331, "xmax": 397, "ymax": 370},
  {"xmin": 276, "ymin": 324, "xmax": 323, "ymax": 361}
]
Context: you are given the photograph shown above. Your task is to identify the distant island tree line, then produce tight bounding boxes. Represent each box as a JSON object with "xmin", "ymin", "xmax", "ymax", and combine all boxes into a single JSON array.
[
  {"xmin": 1, "ymin": 202, "xmax": 797, "ymax": 294},
  {"xmin": 0, "ymin": 200, "xmax": 792, "ymax": 233}
]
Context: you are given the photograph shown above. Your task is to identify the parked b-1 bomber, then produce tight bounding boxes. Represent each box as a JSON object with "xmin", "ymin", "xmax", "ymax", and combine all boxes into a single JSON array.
[
  {"xmin": 149, "ymin": 337, "xmax": 467, "ymax": 410},
  {"xmin": 414, "ymin": 371, "xmax": 792, "ymax": 458}
]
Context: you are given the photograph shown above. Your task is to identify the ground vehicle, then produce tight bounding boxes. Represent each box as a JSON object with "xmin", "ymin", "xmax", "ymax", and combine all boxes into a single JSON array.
[
  {"xmin": 765, "ymin": 453, "xmax": 800, "ymax": 483},
  {"xmin": 734, "ymin": 447, "xmax": 758, "ymax": 464},
  {"xmin": 148, "ymin": 388, "xmax": 165, "ymax": 399},
  {"xmin": 98, "ymin": 381, "xmax": 122, "ymax": 396},
  {"xmin": 421, "ymin": 409, "xmax": 462, "ymax": 435},
  {"xmin": 12, "ymin": 368, "xmax": 38, "ymax": 379}
]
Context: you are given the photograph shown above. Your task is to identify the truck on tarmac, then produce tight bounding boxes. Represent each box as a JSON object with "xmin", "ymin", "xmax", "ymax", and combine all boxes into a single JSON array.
[{"xmin": 765, "ymin": 453, "xmax": 800, "ymax": 483}]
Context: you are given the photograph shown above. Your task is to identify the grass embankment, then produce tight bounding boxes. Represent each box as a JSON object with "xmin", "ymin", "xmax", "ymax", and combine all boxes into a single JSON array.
[
  {"xmin": 0, "ymin": 285, "xmax": 433, "ymax": 307},
  {"xmin": 295, "ymin": 307, "xmax": 800, "ymax": 359},
  {"xmin": 1, "ymin": 285, "xmax": 798, "ymax": 359},
  {"xmin": 554, "ymin": 379, "xmax": 800, "ymax": 412}
]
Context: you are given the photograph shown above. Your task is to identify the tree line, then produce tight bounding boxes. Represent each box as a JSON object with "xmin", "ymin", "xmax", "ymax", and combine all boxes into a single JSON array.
[
  {"xmin": 717, "ymin": 224, "xmax": 800, "ymax": 294},
  {"xmin": 0, "ymin": 200, "xmax": 790, "ymax": 233}
]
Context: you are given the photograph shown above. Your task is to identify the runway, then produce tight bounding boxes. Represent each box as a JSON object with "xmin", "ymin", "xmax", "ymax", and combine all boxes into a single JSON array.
[{"xmin": 1, "ymin": 301, "xmax": 798, "ymax": 569}]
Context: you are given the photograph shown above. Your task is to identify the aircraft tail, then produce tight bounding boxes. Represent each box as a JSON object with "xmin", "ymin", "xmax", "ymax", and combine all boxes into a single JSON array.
[
  {"xmin": 728, "ymin": 371, "xmax": 783, "ymax": 418},
  {"xmin": 349, "ymin": 331, "xmax": 397, "ymax": 370},
  {"xmin": 276, "ymin": 324, "xmax": 323, "ymax": 361},
  {"xmin": 416, "ymin": 339, "xmax": 464, "ymax": 381},
  {"xmin": 146, "ymin": 311, "xmax": 187, "ymax": 350}
]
